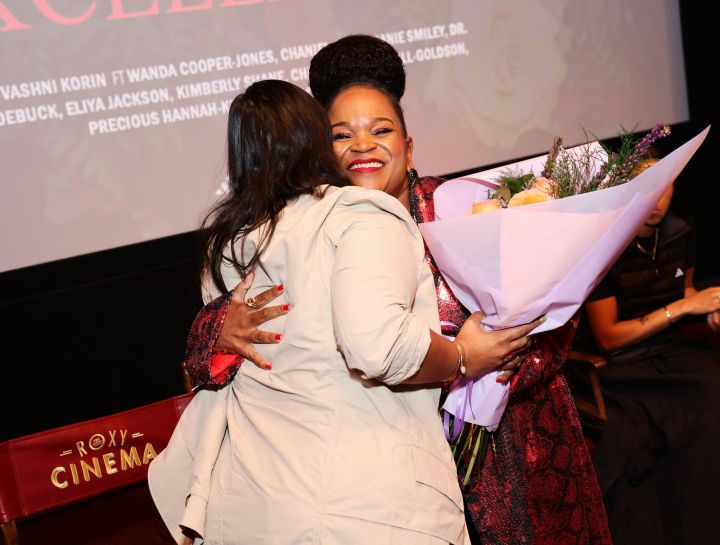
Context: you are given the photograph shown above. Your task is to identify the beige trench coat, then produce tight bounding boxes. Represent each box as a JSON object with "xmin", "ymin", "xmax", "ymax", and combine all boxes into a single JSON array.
[{"xmin": 149, "ymin": 186, "xmax": 468, "ymax": 544}]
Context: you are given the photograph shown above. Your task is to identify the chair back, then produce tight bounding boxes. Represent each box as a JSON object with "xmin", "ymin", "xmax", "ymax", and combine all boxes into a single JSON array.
[{"xmin": 0, "ymin": 393, "xmax": 193, "ymax": 544}]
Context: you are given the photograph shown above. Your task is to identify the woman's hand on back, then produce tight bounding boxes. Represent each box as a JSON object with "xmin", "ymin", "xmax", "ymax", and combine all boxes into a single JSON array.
[{"xmin": 215, "ymin": 272, "xmax": 290, "ymax": 369}]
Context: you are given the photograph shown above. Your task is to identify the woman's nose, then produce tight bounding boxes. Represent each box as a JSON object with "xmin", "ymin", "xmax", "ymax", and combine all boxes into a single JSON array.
[{"xmin": 351, "ymin": 134, "xmax": 376, "ymax": 152}]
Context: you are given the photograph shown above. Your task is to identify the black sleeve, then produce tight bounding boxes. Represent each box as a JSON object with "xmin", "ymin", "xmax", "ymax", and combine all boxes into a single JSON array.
[{"xmin": 586, "ymin": 267, "xmax": 616, "ymax": 302}]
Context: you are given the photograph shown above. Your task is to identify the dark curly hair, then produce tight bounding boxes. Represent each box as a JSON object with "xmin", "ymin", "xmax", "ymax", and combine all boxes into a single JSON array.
[
  {"xmin": 309, "ymin": 34, "xmax": 408, "ymax": 131},
  {"xmin": 201, "ymin": 80, "xmax": 347, "ymax": 292}
]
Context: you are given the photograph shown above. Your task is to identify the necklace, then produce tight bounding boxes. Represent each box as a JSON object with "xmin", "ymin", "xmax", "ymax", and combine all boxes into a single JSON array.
[{"xmin": 634, "ymin": 228, "xmax": 659, "ymax": 261}]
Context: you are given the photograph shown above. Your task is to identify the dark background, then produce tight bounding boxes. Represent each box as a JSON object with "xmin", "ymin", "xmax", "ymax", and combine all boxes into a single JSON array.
[{"xmin": 0, "ymin": 1, "xmax": 716, "ymax": 442}]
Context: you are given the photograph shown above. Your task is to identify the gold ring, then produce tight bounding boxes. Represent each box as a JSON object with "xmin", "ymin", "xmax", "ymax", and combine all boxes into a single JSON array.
[{"xmin": 244, "ymin": 296, "xmax": 258, "ymax": 308}]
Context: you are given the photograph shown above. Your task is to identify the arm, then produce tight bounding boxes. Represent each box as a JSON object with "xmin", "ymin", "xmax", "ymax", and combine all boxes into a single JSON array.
[
  {"xmin": 585, "ymin": 268, "xmax": 720, "ymax": 353},
  {"xmin": 184, "ymin": 273, "xmax": 289, "ymax": 388},
  {"xmin": 406, "ymin": 314, "xmax": 542, "ymax": 384},
  {"xmin": 331, "ymin": 213, "xmax": 540, "ymax": 385},
  {"xmin": 184, "ymin": 290, "xmax": 240, "ymax": 388}
]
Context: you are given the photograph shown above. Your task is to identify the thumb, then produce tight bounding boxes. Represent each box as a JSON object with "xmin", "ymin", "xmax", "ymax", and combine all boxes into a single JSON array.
[
  {"xmin": 232, "ymin": 271, "xmax": 255, "ymax": 302},
  {"xmin": 238, "ymin": 271, "xmax": 255, "ymax": 291},
  {"xmin": 467, "ymin": 311, "xmax": 487, "ymax": 324}
]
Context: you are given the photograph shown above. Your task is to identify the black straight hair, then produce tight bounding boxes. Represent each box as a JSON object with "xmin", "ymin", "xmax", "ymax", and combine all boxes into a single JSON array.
[{"xmin": 201, "ymin": 79, "xmax": 347, "ymax": 292}]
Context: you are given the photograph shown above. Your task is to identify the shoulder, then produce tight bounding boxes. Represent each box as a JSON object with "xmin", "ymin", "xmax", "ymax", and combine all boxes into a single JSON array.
[
  {"xmin": 323, "ymin": 186, "xmax": 422, "ymax": 246},
  {"xmin": 660, "ymin": 211, "xmax": 692, "ymax": 243},
  {"xmin": 324, "ymin": 185, "xmax": 413, "ymax": 222}
]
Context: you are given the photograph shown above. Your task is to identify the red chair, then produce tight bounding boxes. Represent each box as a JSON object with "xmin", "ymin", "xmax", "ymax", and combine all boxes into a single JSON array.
[{"xmin": 0, "ymin": 393, "xmax": 193, "ymax": 545}]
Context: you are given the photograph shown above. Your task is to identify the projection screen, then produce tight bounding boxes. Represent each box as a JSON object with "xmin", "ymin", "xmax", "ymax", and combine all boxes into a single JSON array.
[{"xmin": 0, "ymin": 0, "xmax": 688, "ymax": 272}]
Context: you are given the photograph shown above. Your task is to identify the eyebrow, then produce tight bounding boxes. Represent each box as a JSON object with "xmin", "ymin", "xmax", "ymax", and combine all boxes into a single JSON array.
[{"xmin": 331, "ymin": 117, "xmax": 396, "ymax": 129}]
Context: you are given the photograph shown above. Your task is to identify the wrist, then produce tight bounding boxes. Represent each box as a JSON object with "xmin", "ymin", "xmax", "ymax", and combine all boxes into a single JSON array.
[
  {"xmin": 662, "ymin": 305, "xmax": 674, "ymax": 325},
  {"xmin": 668, "ymin": 300, "xmax": 686, "ymax": 320},
  {"xmin": 444, "ymin": 342, "xmax": 467, "ymax": 382}
]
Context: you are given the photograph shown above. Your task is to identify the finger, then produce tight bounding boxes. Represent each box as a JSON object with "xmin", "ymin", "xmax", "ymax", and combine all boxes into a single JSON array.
[
  {"xmin": 499, "ymin": 355, "xmax": 523, "ymax": 372},
  {"xmin": 251, "ymin": 304, "xmax": 290, "ymax": 326},
  {"xmin": 239, "ymin": 271, "xmax": 254, "ymax": 290},
  {"xmin": 252, "ymin": 285, "xmax": 286, "ymax": 310},
  {"xmin": 503, "ymin": 348, "xmax": 529, "ymax": 363},
  {"xmin": 245, "ymin": 345, "xmax": 272, "ymax": 370},
  {"xmin": 501, "ymin": 315, "xmax": 547, "ymax": 341},
  {"xmin": 234, "ymin": 271, "xmax": 254, "ymax": 299},
  {"xmin": 709, "ymin": 312, "xmax": 720, "ymax": 331},
  {"xmin": 506, "ymin": 335, "xmax": 531, "ymax": 354},
  {"xmin": 252, "ymin": 329, "xmax": 283, "ymax": 344},
  {"xmin": 468, "ymin": 311, "xmax": 487, "ymax": 323},
  {"xmin": 231, "ymin": 279, "xmax": 251, "ymax": 303},
  {"xmin": 496, "ymin": 370, "xmax": 515, "ymax": 384}
]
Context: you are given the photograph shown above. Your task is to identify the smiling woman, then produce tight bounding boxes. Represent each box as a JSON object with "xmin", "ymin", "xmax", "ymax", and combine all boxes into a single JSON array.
[{"xmin": 329, "ymin": 85, "xmax": 415, "ymax": 209}]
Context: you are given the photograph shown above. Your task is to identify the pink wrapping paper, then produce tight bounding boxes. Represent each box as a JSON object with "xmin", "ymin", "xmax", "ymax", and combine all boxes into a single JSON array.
[{"xmin": 420, "ymin": 126, "xmax": 710, "ymax": 428}]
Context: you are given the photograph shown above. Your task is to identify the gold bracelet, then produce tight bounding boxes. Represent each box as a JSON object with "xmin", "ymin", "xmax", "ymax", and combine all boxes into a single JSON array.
[
  {"xmin": 663, "ymin": 306, "xmax": 673, "ymax": 325},
  {"xmin": 457, "ymin": 344, "xmax": 467, "ymax": 377},
  {"xmin": 454, "ymin": 343, "xmax": 467, "ymax": 380},
  {"xmin": 444, "ymin": 343, "xmax": 467, "ymax": 382}
]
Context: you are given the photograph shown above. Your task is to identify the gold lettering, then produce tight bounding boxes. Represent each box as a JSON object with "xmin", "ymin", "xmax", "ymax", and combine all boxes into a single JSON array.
[
  {"xmin": 89, "ymin": 433, "xmax": 105, "ymax": 451},
  {"xmin": 70, "ymin": 463, "xmax": 80, "ymax": 484},
  {"xmin": 103, "ymin": 452, "xmax": 118, "ymax": 475},
  {"xmin": 80, "ymin": 457, "xmax": 102, "ymax": 481},
  {"xmin": 119, "ymin": 429, "xmax": 128, "ymax": 446},
  {"xmin": 108, "ymin": 429, "xmax": 117, "ymax": 447},
  {"xmin": 120, "ymin": 446, "xmax": 141, "ymax": 469},
  {"xmin": 75, "ymin": 440, "xmax": 87, "ymax": 457},
  {"xmin": 142, "ymin": 442, "xmax": 158, "ymax": 464},
  {"xmin": 51, "ymin": 467, "xmax": 69, "ymax": 488}
]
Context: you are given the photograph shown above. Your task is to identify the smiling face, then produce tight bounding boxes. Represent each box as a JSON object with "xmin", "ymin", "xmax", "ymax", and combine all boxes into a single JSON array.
[{"xmin": 328, "ymin": 85, "xmax": 414, "ymax": 209}]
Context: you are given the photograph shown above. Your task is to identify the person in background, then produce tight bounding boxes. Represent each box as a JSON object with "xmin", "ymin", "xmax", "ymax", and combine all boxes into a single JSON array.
[
  {"xmin": 183, "ymin": 35, "xmax": 611, "ymax": 545},
  {"xmin": 583, "ymin": 156, "xmax": 720, "ymax": 545},
  {"xmin": 151, "ymin": 78, "xmax": 541, "ymax": 545}
]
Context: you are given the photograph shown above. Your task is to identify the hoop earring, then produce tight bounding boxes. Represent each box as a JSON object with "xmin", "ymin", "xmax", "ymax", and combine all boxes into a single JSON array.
[{"xmin": 407, "ymin": 168, "xmax": 420, "ymax": 187}]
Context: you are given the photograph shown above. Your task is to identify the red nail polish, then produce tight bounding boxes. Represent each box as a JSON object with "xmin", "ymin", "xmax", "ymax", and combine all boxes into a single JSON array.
[
  {"xmin": 282, "ymin": 304, "xmax": 290, "ymax": 311},
  {"xmin": 276, "ymin": 284, "xmax": 284, "ymax": 293},
  {"xmin": 274, "ymin": 334, "xmax": 282, "ymax": 341},
  {"xmin": 264, "ymin": 364, "xmax": 272, "ymax": 370},
  {"xmin": 496, "ymin": 377, "xmax": 504, "ymax": 383}
]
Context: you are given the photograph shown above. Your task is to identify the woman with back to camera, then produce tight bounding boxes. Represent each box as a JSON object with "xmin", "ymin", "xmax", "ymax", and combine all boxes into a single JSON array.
[
  {"xmin": 182, "ymin": 35, "xmax": 612, "ymax": 545},
  {"xmin": 583, "ymin": 157, "xmax": 720, "ymax": 545},
  {"xmin": 150, "ymin": 79, "xmax": 542, "ymax": 544}
]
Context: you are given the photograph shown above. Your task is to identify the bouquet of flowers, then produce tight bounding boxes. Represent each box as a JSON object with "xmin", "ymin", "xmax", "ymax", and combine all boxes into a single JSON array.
[{"xmin": 419, "ymin": 124, "xmax": 710, "ymax": 483}]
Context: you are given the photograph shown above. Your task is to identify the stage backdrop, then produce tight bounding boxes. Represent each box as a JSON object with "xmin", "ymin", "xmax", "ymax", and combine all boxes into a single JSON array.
[{"xmin": 0, "ymin": 0, "xmax": 689, "ymax": 272}]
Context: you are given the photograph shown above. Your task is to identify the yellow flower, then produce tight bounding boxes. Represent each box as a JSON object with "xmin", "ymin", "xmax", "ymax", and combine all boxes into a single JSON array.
[
  {"xmin": 507, "ymin": 188, "xmax": 551, "ymax": 207},
  {"xmin": 471, "ymin": 199, "xmax": 503, "ymax": 214},
  {"xmin": 529, "ymin": 177, "xmax": 558, "ymax": 197}
]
